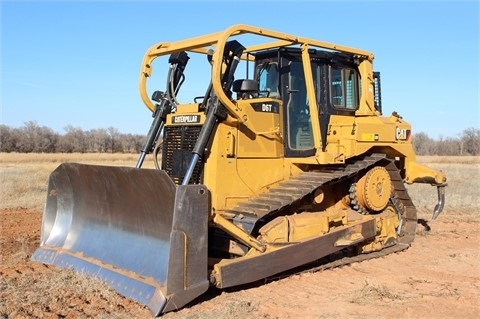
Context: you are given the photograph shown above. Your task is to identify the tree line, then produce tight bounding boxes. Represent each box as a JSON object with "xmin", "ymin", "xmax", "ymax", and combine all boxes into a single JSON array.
[
  {"xmin": 0, "ymin": 121, "xmax": 479, "ymax": 155},
  {"xmin": 412, "ymin": 127, "xmax": 479, "ymax": 156},
  {"xmin": 0, "ymin": 121, "xmax": 145, "ymax": 153}
]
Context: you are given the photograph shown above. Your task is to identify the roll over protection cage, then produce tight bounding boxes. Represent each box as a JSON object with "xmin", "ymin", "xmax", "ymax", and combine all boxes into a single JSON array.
[{"xmin": 139, "ymin": 24, "xmax": 376, "ymax": 128}]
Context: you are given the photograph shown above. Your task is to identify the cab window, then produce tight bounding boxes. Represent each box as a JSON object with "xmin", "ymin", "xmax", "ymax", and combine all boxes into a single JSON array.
[
  {"xmin": 256, "ymin": 62, "xmax": 280, "ymax": 98},
  {"xmin": 330, "ymin": 67, "xmax": 359, "ymax": 110},
  {"xmin": 286, "ymin": 61, "xmax": 314, "ymax": 150}
]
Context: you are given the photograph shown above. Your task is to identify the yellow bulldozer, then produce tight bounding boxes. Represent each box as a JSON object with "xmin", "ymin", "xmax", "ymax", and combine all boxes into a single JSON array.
[{"xmin": 32, "ymin": 25, "xmax": 447, "ymax": 316}]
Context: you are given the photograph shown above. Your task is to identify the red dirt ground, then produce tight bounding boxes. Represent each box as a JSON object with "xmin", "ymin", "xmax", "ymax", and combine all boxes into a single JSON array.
[{"xmin": 1, "ymin": 209, "xmax": 479, "ymax": 319}]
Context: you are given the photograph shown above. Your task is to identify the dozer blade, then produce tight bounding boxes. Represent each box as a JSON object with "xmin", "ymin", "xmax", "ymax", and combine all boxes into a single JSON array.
[{"xmin": 31, "ymin": 163, "xmax": 210, "ymax": 316}]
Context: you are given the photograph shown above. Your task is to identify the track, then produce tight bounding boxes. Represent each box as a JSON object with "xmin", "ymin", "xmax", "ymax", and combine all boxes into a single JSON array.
[
  {"xmin": 293, "ymin": 158, "xmax": 418, "ymax": 275},
  {"xmin": 226, "ymin": 153, "xmax": 418, "ymax": 275}
]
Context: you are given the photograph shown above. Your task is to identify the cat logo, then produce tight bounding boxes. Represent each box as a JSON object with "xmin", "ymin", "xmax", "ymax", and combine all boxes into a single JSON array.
[{"xmin": 396, "ymin": 127, "xmax": 410, "ymax": 140}]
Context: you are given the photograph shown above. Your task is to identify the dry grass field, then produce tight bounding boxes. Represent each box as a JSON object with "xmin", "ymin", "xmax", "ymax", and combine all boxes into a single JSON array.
[
  {"xmin": 1, "ymin": 153, "xmax": 479, "ymax": 318},
  {"xmin": 0, "ymin": 153, "xmax": 156, "ymax": 210},
  {"xmin": 1, "ymin": 153, "xmax": 478, "ymax": 212},
  {"xmin": 405, "ymin": 156, "xmax": 480, "ymax": 217}
]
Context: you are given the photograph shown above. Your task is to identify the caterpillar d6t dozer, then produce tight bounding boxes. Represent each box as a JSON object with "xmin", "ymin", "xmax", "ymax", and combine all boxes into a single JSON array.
[{"xmin": 32, "ymin": 25, "xmax": 447, "ymax": 316}]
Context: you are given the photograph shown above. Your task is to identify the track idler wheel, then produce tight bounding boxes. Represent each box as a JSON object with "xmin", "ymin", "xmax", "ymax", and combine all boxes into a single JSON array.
[{"xmin": 355, "ymin": 166, "xmax": 392, "ymax": 213}]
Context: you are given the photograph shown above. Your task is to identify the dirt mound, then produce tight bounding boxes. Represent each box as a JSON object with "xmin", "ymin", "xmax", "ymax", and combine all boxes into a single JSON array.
[{"xmin": 1, "ymin": 209, "xmax": 479, "ymax": 318}]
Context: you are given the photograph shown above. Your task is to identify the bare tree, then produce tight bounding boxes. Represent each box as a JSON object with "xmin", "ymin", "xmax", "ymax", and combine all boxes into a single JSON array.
[
  {"xmin": 0, "ymin": 125, "xmax": 16, "ymax": 152},
  {"xmin": 14, "ymin": 121, "xmax": 58, "ymax": 153},
  {"xmin": 37, "ymin": 125, "xmax": 58, "ymax": 153},
  {"xmin": 461, "ymin": 127, "xmax": 480, "ymax": 155},
  {"xmin": 58, "ymin": 125, "xmax": 88, "ymax": 153},
  {"xmin": 412, "ymin": 132, "xmax": 435, "ymax": 155},
  {"xmin": 106, "ymin": 127, "xmax": 122, "ymax": 153},
  {"xmin": 121, "ymin": 133, "xmax": 145, "ymax": 153},
  {"xmin": 435, "ymin": 136, "xmax": 461, "ymax": 156}
]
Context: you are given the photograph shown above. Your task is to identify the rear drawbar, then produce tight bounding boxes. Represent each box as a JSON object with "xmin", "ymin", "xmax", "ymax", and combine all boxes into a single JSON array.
[{"xmin": 31, "ymin": 163, "xmax": 210, "ymax": 316}]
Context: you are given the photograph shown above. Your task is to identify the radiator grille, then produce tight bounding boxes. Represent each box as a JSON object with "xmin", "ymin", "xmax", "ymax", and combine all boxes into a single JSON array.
[{"xmin": 162, "ymin": 125, "xmax": 203, "ymax": 185}]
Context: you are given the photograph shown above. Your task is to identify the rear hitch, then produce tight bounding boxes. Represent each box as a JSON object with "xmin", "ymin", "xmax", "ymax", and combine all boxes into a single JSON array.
[{"xmin": 432, "ymin": 185, "xmax": 446, "ymax": 220}]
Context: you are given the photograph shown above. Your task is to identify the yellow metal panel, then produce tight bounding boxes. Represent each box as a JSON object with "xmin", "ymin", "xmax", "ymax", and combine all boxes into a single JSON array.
[
  {"xmin": 301, "ymin": 44, "xmax": 322, "ymax": 150},
  {"xmin": 356, "ymin": 59, "xmax": 376, "ymax": 115},
  {"xmin": 354, "ymin": 116, "xmax": 397, "ymax": 143},
  {"xmin": 235, "ymin": 99, "xmax": 284, "ymax": 158},
  {"xmin": 202, "ymin": 120, "xmax": 285, "ymax": 212}
]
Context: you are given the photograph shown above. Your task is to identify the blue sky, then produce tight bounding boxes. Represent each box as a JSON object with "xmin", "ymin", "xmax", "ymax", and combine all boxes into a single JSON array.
[{"xmin": 1, "ymin": 0, "xmax": 479, "ymax": 138}]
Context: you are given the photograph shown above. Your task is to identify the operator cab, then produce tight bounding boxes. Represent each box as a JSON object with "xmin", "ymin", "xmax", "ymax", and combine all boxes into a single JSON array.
[{"xmin": 251, "ymin": 48, "xmax": 362, "ymax": 156}]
